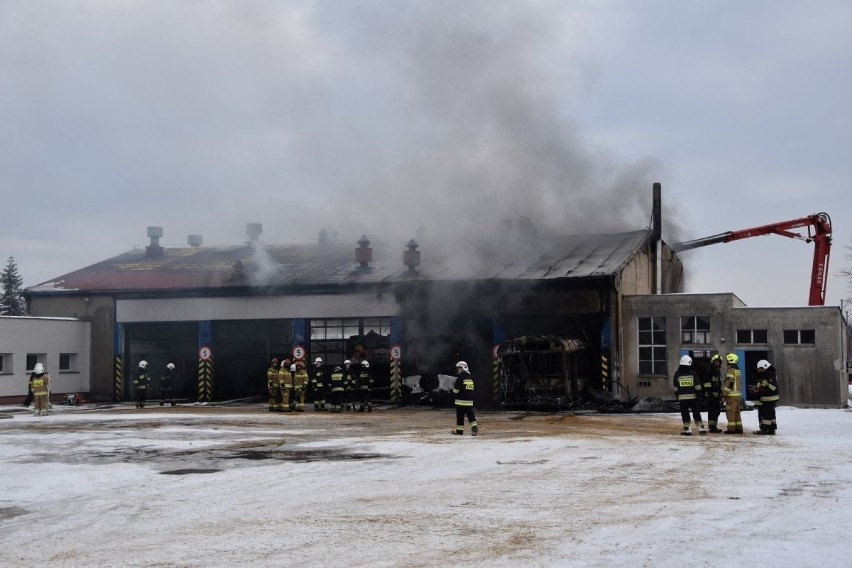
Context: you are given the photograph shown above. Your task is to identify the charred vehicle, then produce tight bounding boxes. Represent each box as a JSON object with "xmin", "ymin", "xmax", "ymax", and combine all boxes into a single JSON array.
[{"xmin": 497, "ymin": 336, "xmax": 594, "ymax": 410}]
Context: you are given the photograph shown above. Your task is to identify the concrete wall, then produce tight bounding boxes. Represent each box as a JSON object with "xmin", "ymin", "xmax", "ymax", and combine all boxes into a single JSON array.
[
  {"xmin": 27, "ymin": 295, "xmax": 115, "ymax": 400},
  {"xmin": 621, "ymin": 294, "xmax": 848, "ymax": 408},
  {"xmin": 0, "ymin": 316, "xmax": 91, "ymax": 400}
]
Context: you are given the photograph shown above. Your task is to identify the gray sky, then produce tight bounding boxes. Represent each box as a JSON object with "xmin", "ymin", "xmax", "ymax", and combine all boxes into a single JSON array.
[{"xmin": 2, "ymin": 0, "xmax": 850, "ymax": 308}]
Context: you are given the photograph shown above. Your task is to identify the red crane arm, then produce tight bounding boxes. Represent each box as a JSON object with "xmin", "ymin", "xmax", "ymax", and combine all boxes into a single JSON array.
[{"xmin": 671, "ymin": 213, "xmax": 832, "ymax": 305}]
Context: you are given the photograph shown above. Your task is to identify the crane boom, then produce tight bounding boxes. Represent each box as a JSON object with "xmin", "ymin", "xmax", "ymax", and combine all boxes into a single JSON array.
[{"xmin": 672, "ymin": 212, "xmax": 832, "ymax": 306}]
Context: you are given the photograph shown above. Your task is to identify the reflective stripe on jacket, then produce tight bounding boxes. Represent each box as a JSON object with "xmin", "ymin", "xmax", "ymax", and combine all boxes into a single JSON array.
[
  {"xmin": 723, "ymin": 366, "xmax": 741, "ymax": 398},
  {"xmin": 453, "ymin": 373, "xmax": 474, "ymax": 407}
]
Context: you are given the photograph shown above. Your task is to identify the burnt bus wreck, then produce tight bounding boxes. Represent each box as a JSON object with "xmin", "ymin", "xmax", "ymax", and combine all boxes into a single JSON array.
[{"xmin": 497, "ymin": 336, "xmax": 595, "ymax": 410}]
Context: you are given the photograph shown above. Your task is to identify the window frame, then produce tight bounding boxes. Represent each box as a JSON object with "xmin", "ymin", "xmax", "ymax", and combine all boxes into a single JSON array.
[
  {"xmin": 680, "ymin": 316, "xmax": 711, "ymax": 345},
  {"xmin": 638, "ymin": 316, "xmax": 667, "ymax": 375}
]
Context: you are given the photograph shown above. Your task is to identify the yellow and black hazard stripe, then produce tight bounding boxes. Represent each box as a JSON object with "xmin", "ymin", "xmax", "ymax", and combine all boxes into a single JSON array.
[{"xmin": 198, "ymin": 357, "xmax": 214, "ymax": 402}]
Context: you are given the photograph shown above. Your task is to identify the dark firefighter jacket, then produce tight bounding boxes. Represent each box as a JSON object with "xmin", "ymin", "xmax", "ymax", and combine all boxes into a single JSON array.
[
  {"xmin": 453, "ymin": 372, "xmax": 474, "ymax": 407},
  {"xmin": 330, "ymin": 369, "xmax": 345, "ymax": 392},
  {"xmin": 756, "ymin": 366, "xmax": 780, "ymax": 403},
  {"xmin": 134, "ymin": 369, "xmax": 149, "ymax": 391},
  {"xmin": 358, "ymin": 369, "xmax": 372, "ymax": 390},
  {"xmin": 673, "ymin": 365, "xmax": 702, "ymax": 401},
  {"xmin": 703, "ymin": 364, "xmax": 723, "ymax": 398}
]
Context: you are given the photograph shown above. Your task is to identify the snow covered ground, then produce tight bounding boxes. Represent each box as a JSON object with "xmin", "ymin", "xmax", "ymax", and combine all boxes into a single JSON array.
[{"xmin": 1, "ymin": 403, "xmax": 850, "ymax": 567}]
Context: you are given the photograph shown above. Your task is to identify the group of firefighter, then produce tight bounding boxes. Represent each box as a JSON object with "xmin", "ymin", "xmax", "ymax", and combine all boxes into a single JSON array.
[
  {"xmin": 673, "ymin": 352, "xmax": 780, "ymax": 436},
  {"xmin": 266, "ymin": 357, "xmax": 373, "ymax": 413}
]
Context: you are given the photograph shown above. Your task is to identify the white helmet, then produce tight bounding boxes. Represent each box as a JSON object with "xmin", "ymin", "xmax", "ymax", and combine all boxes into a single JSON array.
[
  {"xmin": 139, "ymin": 360, "xmax": 148, "ymax": 369},
  {"xmin": 33, "ymin": 363, "xmax": 44, "ymax": 374},
  {"xmin": 362, "ymin": 360, "xmax": 370, "ymax": 368},
  {"xmin": 455, "ymin": 361, "xmax": 469, "ymax": 372},
  {"xmin": 290, "ymin": 364, "xmax": 297, "ymax": 372},
  {"xmin": 344, "ymin": 359, "xmax": 351, "ymax": 366},
  {"xmin": 314, "ymin": 357, "xmax": 322, "ymax": 364},
  {"xmin": 757, "ymin": 359, "xmax": 771, "ymax": 370},
  {"xmin": 166, "ymin": 362, "xmax": 175, "ymax": 370},
  {"xmin": 679, "ymin": 355, "xmax": 692, "ymax": 366}
]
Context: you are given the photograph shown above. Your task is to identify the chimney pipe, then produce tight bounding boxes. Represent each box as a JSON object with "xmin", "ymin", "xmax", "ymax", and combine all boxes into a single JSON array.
[
  {"xmin": 146, "ymin": 226, "xmax": 164, "ymax": 258},
  {"xmin": 403, "ymin": 239, "xmax": 421, "ymax": 273},
  {"xmin": 652, "ymin": 183, "xmax": 662, "ymax": 294},
  {"xmin": 355, "ymin": 235, "xmax": 372, "ymax": 269}
]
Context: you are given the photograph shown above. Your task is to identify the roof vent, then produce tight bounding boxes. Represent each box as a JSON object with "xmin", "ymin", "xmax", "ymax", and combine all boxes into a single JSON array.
[
  {"xmin": 187, "ymin": 234, "xmax": 203, "ymax": 247},
  {"xmin": 246, "ymin": 223, "xmax": 262, "ymax": 242},
  {"xmin": 355, "ymin": 235, "xmax": 372, "ymax": 269},
  {"xmin": 318, "ymin": 228, "xmax": 329, "ymax": 246},
  {"xmin": 403, "ymin": 239, "xmax": 420, "ymax": 273},
  {"xmin": 146, "ymin": 226, "xmax": 164, "ymax": 258}
]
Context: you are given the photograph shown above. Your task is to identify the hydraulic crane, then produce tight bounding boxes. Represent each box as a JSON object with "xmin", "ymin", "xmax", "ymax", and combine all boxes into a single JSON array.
[{"xmin": 672, "ymin": 212, "xmax": 833, "ymax": 306}]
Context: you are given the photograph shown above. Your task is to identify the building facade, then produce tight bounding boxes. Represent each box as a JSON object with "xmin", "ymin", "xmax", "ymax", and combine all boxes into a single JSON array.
[
  {"xmin": 24, "ymin": 225, "xmax": 683, "ymax": 407},
  {"xmin": 0, "ymin": 316, "xmax": 91, "ymax": 402},
  {"xmin": 622, "ymin": 293, "xmax": 849, "ymax": 408}
]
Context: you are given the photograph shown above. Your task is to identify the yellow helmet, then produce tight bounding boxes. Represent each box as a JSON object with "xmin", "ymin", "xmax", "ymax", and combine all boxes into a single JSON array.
[
  {"xmin": 710, "ymin": 354, "xmax": 721, "ymax": 363},
  {"xmin": 725, "ymin": 353, "xmax": 739, "ymax": 365}
]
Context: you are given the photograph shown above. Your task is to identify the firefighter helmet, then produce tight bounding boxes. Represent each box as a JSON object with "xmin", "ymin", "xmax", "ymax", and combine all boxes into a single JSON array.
[
  {"xmin": 33, "ymin": 363, "xmax": 45, "ymax": 374},
  {"xmin": 344, "ymin": 359, "xmax": 351, "ymax": 366},
  {"xmin": 271, "ymin": 357, "xmax": 279, "ymax": 365},
  {"xmin": 679, "ymin": 355, "xmax": 692, "ymax": 366},
  {"xmin": 725, "ymin": 353, "xmax": 739, "ymax": 365},
  {"xmin": 166, "ymin": 362, "xmax": 175, "ymax": 370},
  {"xmin": 290, "ymin": 364, "xmax": 297, "ymax": 372},
  {"xmin": 139, "ymin": 360, "xmax": 148, "ymax": 369},
  {"xmin": 362, "ymin": 360, "xmax": 370, "ymax": 368},
  {"xmin": 710, "ymin": 354, "xmax": 721, "ymax": 363},
  {"xmin": 314, "ymin": 357, "xmax": 322, "ymax": 364},
  {"xmin": 455, "ymin": 361, "xmax": 469, "ymax": 372},
  {"xmin": 757, "ymin": 359, "xmax": 771, "ymax": 370}
]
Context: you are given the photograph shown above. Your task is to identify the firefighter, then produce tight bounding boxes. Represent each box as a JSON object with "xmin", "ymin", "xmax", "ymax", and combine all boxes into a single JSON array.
[
  {"xmin": 673, "ymin": 355, "xmax": 706, "ymax": 435},
  {"xmin": 292, "ymin": 360, "xmax": 309, "ymax": 412},
  {"xmin": 754, "ymin": 359, "xmax": 780, "ymax": 435},
  {"xmin": 451, "ymin": 361, "xmax": 478, "ymax": 436},
  {"xmin": 30, "ymin": 363, "xmax": 51, "ymax": 416},
  {"xmin": 311, "ymin": 357, "xmax": 326, "ymax": 411},
  {"xmin": 343, "ymin": 359, "xmax": 356, "ymax": 411},
  {"xmin": 722, "ymin": 353, "xmax": 743, "ymax": 434},
  {"xmin": 160, "ymin": 362, "xmax": 176, "ymax": 407},
  {"xmin": 357, "ymin": 360, "xmax": 373, "ymax": 412},
  {"xmin": 703, "ymin": 354, "xmax": 724, "ymax": 433},
  {"xmin": 267, "ymin": 358, "xmax": 281, "ymax": 412},
  {"xmin": 329, "ymin": 365, "xmax": 345, "ymax": 412},
  {"xmin": 280, "ymin": 360, "xmax": 294, "ymax": 412},
  {"xmin": 133, "ymin": 360, "xmax": 150, "ymax": 409}
]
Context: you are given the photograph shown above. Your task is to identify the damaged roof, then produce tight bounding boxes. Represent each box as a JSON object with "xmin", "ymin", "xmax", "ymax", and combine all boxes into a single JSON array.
[{"xmin": 27, "ymin": 230, "xmax": 651, "ymax": 294}]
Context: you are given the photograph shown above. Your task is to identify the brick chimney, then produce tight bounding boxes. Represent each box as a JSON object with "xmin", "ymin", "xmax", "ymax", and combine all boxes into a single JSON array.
[
  {"xmin": 355, "ymin": 235, "xmax": 372, "ymax": 269},
  {"xmin": 403, "ymin": 239, "xmax": 420, "ymax": 273}
]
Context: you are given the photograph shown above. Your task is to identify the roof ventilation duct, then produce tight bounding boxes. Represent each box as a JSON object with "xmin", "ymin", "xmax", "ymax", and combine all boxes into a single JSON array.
[
  {"xmin": 318, "ymin": 228, "xmax": 329, "ymax": 246},
  {"xmin": 187, "ymin": 234, "xmax": 203, "ymax": 247},
  {"xmin": 146, "ymin": 226, "xmax": 164, "ymax": 258}
]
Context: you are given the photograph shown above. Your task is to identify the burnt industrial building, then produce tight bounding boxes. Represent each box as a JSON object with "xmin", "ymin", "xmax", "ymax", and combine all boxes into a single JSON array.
[
  {"xmin": 18, "ymin": 186, "xmax": 848, "ymax": 409},
  {"xmin": 23, "ymin": 208, "xmax": 683, "ymax": 407}
]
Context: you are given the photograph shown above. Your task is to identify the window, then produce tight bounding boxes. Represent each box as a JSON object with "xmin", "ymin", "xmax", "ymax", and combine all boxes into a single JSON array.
[
  {"xmin": 60, "ymin": 353, "xmax": 79, "ymax": 372},
  {"xmin": 0, "ymin": 353, "xmax": 10, "ymax": 374},
  {"xmin": 783, "ymin": 329, "xmax": 815, "ymax": 345},
  {"xmin": 26, "ymin": 353, "xmax": 46, "ymax": 372},
  {"xmin": 681, "ymin": 316, "xmax": 710, "ymax": 344},
  {"xmin": 737, "ymin": 329, "xmax": 768, "ymax": 344},
  {"xmin": 310, "ymin": 318, "xmax": 391, "ymax": 366},
  {"xmin": 638, "ymin": 317, "xmax": 667, "ymax": 375}
]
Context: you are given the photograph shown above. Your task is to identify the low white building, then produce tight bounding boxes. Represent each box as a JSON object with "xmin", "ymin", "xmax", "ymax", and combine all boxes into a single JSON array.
[{"xmin": 0, "ymin": 316, "xmax": 91, "ymax": 402}]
